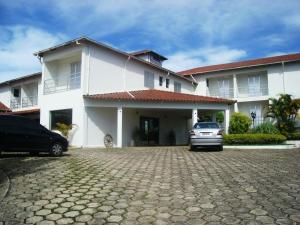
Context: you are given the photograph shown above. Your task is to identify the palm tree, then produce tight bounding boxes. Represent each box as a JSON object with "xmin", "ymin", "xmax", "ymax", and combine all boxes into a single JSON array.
[{"xmin": 267, "ymin": 94, "xmax": 300, "ymax": 134}]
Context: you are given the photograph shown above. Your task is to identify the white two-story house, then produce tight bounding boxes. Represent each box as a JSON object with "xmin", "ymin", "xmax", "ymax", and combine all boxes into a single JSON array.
[
  {"xmin": 1, "ymin": 36, "xmax": 299, "ymax": 147},
  {"xmin": 179, "ymin": 53, "xmax": 300, "ymax": 127},
  {"xmin": 0, "ymin": 37, "xmax": 233, "ymax": 148}
]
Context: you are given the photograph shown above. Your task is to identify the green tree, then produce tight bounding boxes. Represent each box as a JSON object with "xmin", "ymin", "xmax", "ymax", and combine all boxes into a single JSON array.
[
  {"xmin": 229, "ymin": 112, "xmax": 252, "ymax": 134},
  {"xmin": 216, "ymin": 111, "xmax": 224, "ymax": 124},
  {"xmin": 267, "ymin": 94, "xmax": 300, "ymax": 134}
]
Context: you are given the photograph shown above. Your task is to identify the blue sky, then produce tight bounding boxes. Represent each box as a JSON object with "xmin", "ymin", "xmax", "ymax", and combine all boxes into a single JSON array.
[{"xmin": 0, "ymin": 0, "xmax": 300, "ymax": 82}]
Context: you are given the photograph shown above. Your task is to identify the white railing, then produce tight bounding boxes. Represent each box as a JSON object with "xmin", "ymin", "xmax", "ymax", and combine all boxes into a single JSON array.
[
  {"xmin": 207, "ymin": 88, "xmax": 234, "ymax": 99},
  {"xmin": 10, "ymin": 98, "xmax": 21, "ymax": 109},
  {"xmin": 237, "ymin": 86, "xmax": 268, "ymax": 98},
  {"xmin": 44, "ymin": 74, "xmax": 81, "ymax": 94},
  {"xmin": 250, "ymin": 117, "xmax": 268, "ymax": 128},
  {"xmin": 22, "ymin": 96, "xmax": 38, "ymax": 108},
  {"xmin": 207, "ymin": 86, "xmax": 268, "ymax": 99}
]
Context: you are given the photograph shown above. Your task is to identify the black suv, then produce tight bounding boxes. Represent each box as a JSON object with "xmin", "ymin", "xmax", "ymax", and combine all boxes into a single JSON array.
[{"xmin": 0, "ymin": 115, "xmax": 68, "ymax": 156}]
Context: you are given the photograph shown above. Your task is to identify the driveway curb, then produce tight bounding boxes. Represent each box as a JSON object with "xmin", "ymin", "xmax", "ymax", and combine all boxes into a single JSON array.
[{"xmin": 0, "ymin": 169, "xmax": 10, "ymax": 202}]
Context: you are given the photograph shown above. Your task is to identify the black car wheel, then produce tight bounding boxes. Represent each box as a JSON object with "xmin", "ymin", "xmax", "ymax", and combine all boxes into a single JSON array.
[
  {"xmin": 50, "ymin": 143, "xmax": 63, "ymax": 157},
  {"xmin": 218, "ymin": 146, "xmax": 223, "ymax": 151}
]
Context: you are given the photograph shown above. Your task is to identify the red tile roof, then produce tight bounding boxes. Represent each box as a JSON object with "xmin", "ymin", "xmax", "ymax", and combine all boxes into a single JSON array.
[
  {"xmin": 179, "ymin": 53, "xmax": 300, "ymax": 76},
  {"xmin": 0, "ymin": 108, "xmax": 40, "ymax": 115},
  {"xmin": 0, "ymin": 102, "xmax": 11, "ymax": 112},
  {"xmin": 85, "ymin": 89, "xmax": 235, "ymax": 104}
]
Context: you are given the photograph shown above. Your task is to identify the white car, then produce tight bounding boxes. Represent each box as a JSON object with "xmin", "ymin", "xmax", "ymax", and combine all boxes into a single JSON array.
[{"xmin": 189, "ymin": 122, "xmax": 223, "ymax": 151}]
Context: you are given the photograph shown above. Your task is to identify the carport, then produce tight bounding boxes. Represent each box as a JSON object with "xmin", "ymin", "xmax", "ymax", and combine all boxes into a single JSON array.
[{"xmin": 83, "ymin": 89, "xmax": 234, "ymax": 148}]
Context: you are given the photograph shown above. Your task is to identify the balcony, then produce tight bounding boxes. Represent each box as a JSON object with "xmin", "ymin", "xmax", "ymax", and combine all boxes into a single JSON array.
[
  {"xmin": 10, "ymin": 99, "xmax": 21, "ymax": 109},
  {"xmin": 237, "ymin": 86, "xmax": 268, "ymax": 98},
  {"xmin": 10, "ymin": 96, "xmax": 38, "ymax": 109},
  {"xmin": 207, "ymin": 86, "xmax": 268, "ymax": 99},
  {"xmin": 44, "ymin": 75, "xmax": 81, "ymax": 94},
  {"xmin": 206, "ymin": 88, "xmax": 234, "ymax": 99}
]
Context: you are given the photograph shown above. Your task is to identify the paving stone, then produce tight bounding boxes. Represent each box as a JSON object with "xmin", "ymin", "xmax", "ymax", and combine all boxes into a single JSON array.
[
  {"xmin": 56, "ymin": 218, "xmax": 74, "ymax": 225},
  {"xmin": 64, "ymin": 211, "xmax": 80, "ymax": 218},
  {"xmin": 76, "ymin": 215, "xmax": 93, "ymax": 223},
  {"xmin": 107, "ymin": 215, "xmax": 123, "ymax": 223},
  {"xmin": 46, "ymin": 213, "xmax": 62, "ymax": 221},
  {"xmin": 250, "ymin": 208, "xmax": 268, "ymax": 216}
]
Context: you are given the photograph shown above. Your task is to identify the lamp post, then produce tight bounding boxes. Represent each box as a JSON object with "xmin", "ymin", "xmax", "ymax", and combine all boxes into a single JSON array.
[{"xmin": 251, "ymin": 111, "xmax": 256, "ymax": 128}]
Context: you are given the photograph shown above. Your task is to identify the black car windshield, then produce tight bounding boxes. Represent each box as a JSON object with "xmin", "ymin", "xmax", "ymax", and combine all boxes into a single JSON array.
[{"xmin": 194, "ymin": 122, "xmax": 219, "ymax": 129}]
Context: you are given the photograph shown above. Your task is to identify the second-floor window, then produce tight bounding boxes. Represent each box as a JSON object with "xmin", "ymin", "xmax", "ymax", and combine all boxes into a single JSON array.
[
  {"xmin": 166, "ymin": 78, "xmax": 170, "ymax": 88},
  {"xmin": 248, "ymin": 75, "xmax": 261, "ymax": 96},
  {"xmin": 70, "ymin": 62, "xmax": 81, "ymax": 89},
  {"xmin": 159, "ymin": 76, "xmax": 163, "ymax": 86},
  {"xmin": 144, "ymin": 71, "xmax": 154, "ymax": 88},
  {"xmin": 174, "ymin": 81, "xmax": 181, "ymax": 93},
  {"xmin": 218, "ymin": 79, "xmax": 230, "ymax": 98}
]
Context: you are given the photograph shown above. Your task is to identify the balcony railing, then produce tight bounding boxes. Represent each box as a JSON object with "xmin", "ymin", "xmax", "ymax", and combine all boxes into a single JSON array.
[
  {"xmin": 207, "ymin": 86, "xmax": 268, "ymax": 99},
  {"xmin": 10, "ymin": 96, "xmax": 38, "ymax": 109},
  {"xmin": 10, "ymin": 98, "xmax": 21, "ymax": 109},
  {"xmin": 207, "ymin": 88, "xmax": 234, "ymax": 99},
  {"xmin": 237, "ymin": 86, "xmax": 268, "ymax": 98},
  {"xmin": 22, "ymin": 96, "xmax": 38, "ymax": 108},
  {"xmin": 44, "ymin": 74, "xmax": 81, "ymax": 94}
]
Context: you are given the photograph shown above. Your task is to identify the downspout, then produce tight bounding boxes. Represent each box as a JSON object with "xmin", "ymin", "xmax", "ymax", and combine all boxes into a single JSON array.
[
  {"xmin": 281, "ymin": 61, "xmax": 286, "ymax": 94},
  {"xmin": 122, "ymin": 55, "xmax": 131, "ymax": 93}
]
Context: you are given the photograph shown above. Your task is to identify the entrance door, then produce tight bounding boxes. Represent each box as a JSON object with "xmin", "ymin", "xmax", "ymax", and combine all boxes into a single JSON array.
[{"xmin": 140, "ymin": 117, "xmax": 159, "ymax": 145}]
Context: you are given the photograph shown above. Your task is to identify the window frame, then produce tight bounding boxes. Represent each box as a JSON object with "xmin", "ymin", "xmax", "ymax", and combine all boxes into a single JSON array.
[
  {"xmin": 166, "ymin": 78, "xmax": 170, "ymax": 88},
  {"xmin": 144, "ymin": 71, "xmax": 155, "ymax": 88},
  {"xmin": 159, "ymin": 76, "xmax": 163, "ymax": 86},
  {"xmin": 174, "ymin": 81, "xmax": 182, "ymax": 93}
]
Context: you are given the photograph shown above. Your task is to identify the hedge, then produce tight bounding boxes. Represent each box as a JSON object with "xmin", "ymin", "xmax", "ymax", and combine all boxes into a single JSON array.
[
  {"xmin": 223, "ymin": 133, "xmax": 286, "ymax": 145},
  {"xmin": 285, "ymin": 132, "xmax": 300, "ymax": 140}
]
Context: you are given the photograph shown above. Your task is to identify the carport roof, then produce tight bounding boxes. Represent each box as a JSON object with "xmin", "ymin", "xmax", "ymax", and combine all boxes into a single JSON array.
[
  {"xmin": 84, "ymin": 89, "xmax": 235, "ymax": 104},
  {"xmin": 0, "ymin": 108, "xmax": 40, "ymax": 115},
  {"xmin": 0, "ymin": 101, "xmax": 11, "ymax": 112}
]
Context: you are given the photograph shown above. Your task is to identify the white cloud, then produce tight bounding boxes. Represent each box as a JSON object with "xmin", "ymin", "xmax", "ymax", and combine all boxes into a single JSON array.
[
  {"xmin": 0, "ymin": 26, "xmax": 67, "ymax": 82},
  {"xmin": 164, "ymin": 46, "xmax": 247, "ymax": 72}
]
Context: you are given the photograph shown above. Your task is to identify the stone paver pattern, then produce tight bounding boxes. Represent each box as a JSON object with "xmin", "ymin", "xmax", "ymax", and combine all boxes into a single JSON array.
[{"xmin": 0, "ymin": 147, "xmax": 300, "ymax": 225}]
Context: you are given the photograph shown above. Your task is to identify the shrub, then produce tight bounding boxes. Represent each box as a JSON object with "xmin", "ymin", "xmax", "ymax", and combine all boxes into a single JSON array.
[
  {"xmin": 216, "ymin": 111, "xmax": 224, "ymax": 124},
  {"xmin": 251, "ymin": 122, "xmax": 280, "ymax": 134},
  {"xmin": 223, "ymin": 133, "xmax": 286, "ymax": 145},
  {"xmin": 55, "ymin": 123, "xmax": 72, "ymax": 137},
  {"xmin": 285, "ymin": 132, "xmax": 300, "ymax": 140},
  {"xmin": 267, "ymin": 94, "xmax": 300, "ymax": 133},
  {"xmin": 229, "ymin": 112, "xmax": 252, "ymax": 134}
]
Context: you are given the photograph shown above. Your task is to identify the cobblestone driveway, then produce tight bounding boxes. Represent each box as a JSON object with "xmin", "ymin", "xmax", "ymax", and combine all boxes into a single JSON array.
[{"xmin": 0, "ymin": 147, "xmax": 300, "ymax": 225}]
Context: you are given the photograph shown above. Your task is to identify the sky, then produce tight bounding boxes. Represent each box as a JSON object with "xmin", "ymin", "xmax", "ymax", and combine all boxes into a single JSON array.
[{"xmin": 0, "ymin": 0, "xmax": 300, "ymax": 82}]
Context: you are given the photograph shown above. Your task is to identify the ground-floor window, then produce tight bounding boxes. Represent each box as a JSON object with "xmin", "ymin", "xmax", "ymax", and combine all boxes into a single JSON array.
[{"xmin": 50, "ymin": 109, "xmax": 72, "ymax": 130}]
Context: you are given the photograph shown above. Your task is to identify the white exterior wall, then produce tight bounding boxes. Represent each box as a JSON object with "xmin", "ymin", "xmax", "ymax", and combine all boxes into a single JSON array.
[
  {"xmin": 283, "ymin": 63, "xmax": 300, "ymax": 98},
  {"xmin": 87, "ymin": 46, "xmax": 194, "ymax": 95},
  {"xmin": 40, "ymin": 47, "xmax": 86, "ymax": 147},
  {"xmin": 0, "ymin": 86, "xmax": 10, "ymax": 107}
]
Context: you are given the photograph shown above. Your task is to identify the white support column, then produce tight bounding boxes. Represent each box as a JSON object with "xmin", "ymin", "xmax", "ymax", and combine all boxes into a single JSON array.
[
  {"xmin": 233, "ymin": 74, "xmax": 239, "ymax": 113},
  {"xmin": 225, "ymin": 108, "xmax": 230, "ymax": 134},
  {"xmin": 117, "ymin": 107, "xmax": 123, "ymax": 148},
  {"xmin": 192, "ymin": 109, "xmax": 198, "ymax": 127},
  {"xmin": 234, "ymin": 103, "xmax": 239, "ymax": 112},
  {"xmin": 212, "ymin": 112, "xmax": 217, "ymax": 122},
  {"xmin": 233, "ymin": 74, "xmax": 238, "ymax": 98}
]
